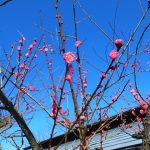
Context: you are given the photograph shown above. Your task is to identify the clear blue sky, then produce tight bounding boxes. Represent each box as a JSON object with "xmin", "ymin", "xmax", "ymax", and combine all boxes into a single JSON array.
[{"xmin": 0, "ymin": 0, "xmax": 150, "ymax": 149}]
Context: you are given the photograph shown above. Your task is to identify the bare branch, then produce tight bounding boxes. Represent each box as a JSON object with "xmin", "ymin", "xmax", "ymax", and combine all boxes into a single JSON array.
[{"xmin": 0, "ymin": 0, "xmax": 13, "ymax": 7}]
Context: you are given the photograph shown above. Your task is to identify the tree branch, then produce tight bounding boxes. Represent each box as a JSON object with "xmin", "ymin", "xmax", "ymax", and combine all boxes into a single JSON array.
[
  {"xmin": 0, "ymin": 0, "xmax": 13, "ymax": 7},
  {"xmin": 0, "ymin": 90, "xmax": 40, "ymax": 150}
]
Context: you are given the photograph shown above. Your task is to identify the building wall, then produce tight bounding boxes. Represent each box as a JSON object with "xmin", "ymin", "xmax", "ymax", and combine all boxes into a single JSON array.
[{"xmin": 50, "ymin": 122, "xmax": 143, "ymax": 150}]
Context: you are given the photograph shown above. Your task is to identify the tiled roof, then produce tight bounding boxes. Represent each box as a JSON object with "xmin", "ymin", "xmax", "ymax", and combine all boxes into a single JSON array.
[{"xmin": 24, "ymin": 107, "xmax": 145, "ymax": 150}]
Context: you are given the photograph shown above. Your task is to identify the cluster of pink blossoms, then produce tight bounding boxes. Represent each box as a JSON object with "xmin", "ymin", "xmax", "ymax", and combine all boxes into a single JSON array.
[
  {"xmin": 100, "ymin": 39, "xmax": 123, "ymax": 81},
  {"xmin": 65, "ymin": 64, "xmax": 74, "ymax": 83},
  {"xmin": 109, "ymin": 39, "xmax": 123, "ymax": 60},
  {"xmin": 17, "ymin": 36, "xmax": 26, "ymax": 58},
  {"xmin": 63, "ymin": 40, "xmax": 83, "ymax": 82},
  {"xmin": 129, "ymin": 83, "xmax": 148, "ymax": 115},
  {"xmin": 25, "ymin": 38, "xmax": 37, "ymax": 57},
  {"xmin": 19, "ymin": 63, "xmax": 29, "ymax": 70}
]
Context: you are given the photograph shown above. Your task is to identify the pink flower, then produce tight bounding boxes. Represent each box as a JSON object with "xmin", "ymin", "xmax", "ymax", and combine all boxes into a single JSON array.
[
  {"xmin": 51, "ymin": 102, "xmax": 57, "ymax": 117},
  {"xmin": 132, "ymin": 109, "xmax": 136, "ymax": 116},
  {"xmin": 42, "ymin": 46, "xmax": 48, "ymax": 52},
  {"xmin": 80, "ymin": 115, "xmax": 85, "ymax": 123},
  {"xmin": 59, "ymin": 110, "xmax": 66, "ymax": 115},
  {"xmin": 17, "ymin": 46, "xmax": 21, "ymax": 51},
  {"xmin": 68, "ymin": 64, "xmax": 74, "ymax": 75},
  {"xmin": 124, "ymin": 61, "xmax": 128, "ymax": 67},
  {"xmin": 66, "ymin": 74, "xmax": 72, "ymax": 83},
  {"xmin": 101, "ymin": 74, "xmax": 106, "ymax": 79},
  {"xmin": 33, "ymin": 54, "xmax": 38, "ymax": 58},
  {"xmin": 109, "ymin": 50, "xmax": 119, "ymax": 60},
  {"xmin": 28, "ymin": 44, "xmax": 34, "ymax": 50},
  {"xmin": 25, "ymin": 51, "xmax": 32, "ymax": 57},
  {"xmin": 129, "ymin": 82, "xmax": 132, "ymax": 87},
  {"xmin": 49, "ymin": 59, "xmax": 53, "ymax": 65},
  {"xmin": 114, "ymin": 39, "xmax": 124, "ymax": 49},
  {"xmin": 33, "ymin": 38, "xmax": 37, "ymax": 47},
  {"xmin": 19, "ymin": 63, "xmax": 26, "ymax": 69},
  {"xmin": 83, "ymin": 80, "xmax": 87, "ymax": 88},
  {"xmin": 75, "ymin": 40, "xmax": 82, "ymax": 47},
  {"xmin": 63, "ymin": 51, "xmax": 75, "ymax": 63},
  {"xmin": 14, "ymin": 72, "xmax": 22, "ymax": 77},
  {"xmin": 140, "ymin": 109, "xmax": 145, "ymax": 115},
  {"xmin": 49, "ymin": 45, "xmax": 54, "ymax": 52},
  {"xmin": 28, "ymin": 86, "xmax": 35, "ymax": 91},
  {"xmin": 19, "ymin": 39, "xmax": 23, "ymax": 45},
  {"xmin": 22, "ymin": 36, "xmax": 26, "ymax": 41},
  {"xmin": 140, "ymin": 102, "xmax": 148, "ymax": 110}
]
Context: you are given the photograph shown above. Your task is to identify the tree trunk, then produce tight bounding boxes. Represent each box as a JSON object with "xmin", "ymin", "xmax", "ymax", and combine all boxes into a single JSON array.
[
  {"xmin": 142, "ymin": 105, "xmax": 150, "ymax": 150},
  {"xmin": 0, "ymin": 90, "xmax": 40, "ymax": 150}
]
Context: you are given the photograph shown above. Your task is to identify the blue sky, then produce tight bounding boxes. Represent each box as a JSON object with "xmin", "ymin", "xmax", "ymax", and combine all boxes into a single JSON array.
[{"xmin": 0, "ymin": 0, "xmax": 150, "ymax": 149}]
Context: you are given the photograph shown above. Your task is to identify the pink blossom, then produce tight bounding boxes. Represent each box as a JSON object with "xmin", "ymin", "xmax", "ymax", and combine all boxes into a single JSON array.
[
  {"xmin": 49, "ymin": 45, "xmax": 54, "ymax": 52},
  {"xmin": 59, "ymin": 110, "xmax": 66, "ymax": 115},
  {"xmin": 14, "ymin": 72, "xmax": 22, "ymax": 77},
  {"xmin": 80, "ymin": 115, "xmax": 85, "ymax": 123},
  {"xmin": 66, "ymin": 74, "xmax": 72, "ymax": 83},
  {"xmin": 83, "ymin": 80, "xmax": 87, "ymax": 88},
  {"xmin": 66, "ymin": 66, "xmax": 73, "ymax": 83},
  {"xmin": 68, "ymin": 64, "xmax": 74, "ymax": 74},
  {"xmin": 17, "ymin": 46, "xmax": 21, "ymax": 51},
  {"xmin": 63, "ymin": 52, "xmax": 75, "ymax": 63},
  {"xmin": 51, "ymin": 102, "xmax": 57, "ymax": 117},
  {"xmin": 28, "ymin": 44, "xmax": 34, "ymax": 50},
  {"xmin": 75, "ymin": 40, "xmax": 82, "ymax": 47},
  {"xmin": 135, "ymin": 95, "xmax": 140, "ymax": 101},
  {"xmin": 25, "ymin": 51, "xmax": 32, "ymax": 57},
  {"xmin": 25, "ymin": 67, "xmax": 29, "ymax": 70},
  {"xmin": 140, "ymin": 102, "xmax": 148, "ymax": 110},
  {"xmin": 22, "ymin": 36, "xmax": 26, "ymax": 41},
  {"xmin": 136, "ymin": 116, "xmax": 142, "ymax": 122},
  {"xmin": 49, "ymin": 59, "xmax": 53, "ymax": 65},
  {"xmin": 132, "ymin": 108, "xmax": 136, "ymax": 116},
  {"xmin": 124, "ymin": 61, "xmax": 128, "ymax": 67},
  {"xmin": 130, "ymin": 89, "xmax": 138, "ymax": 96},
  {"xmin": 28, "ymin": 86, "xmax": 35, "ymax": 91},
  {"xmin": 131, "ymin": 63, "xmax": 137, "ymax": 69},
  {"xmin": 43, "ymin": 46, "xmax": 48, "ymax": 52},
  {"xmin": 19, "ymin": 63, "xmax": 26, "ymax": 69},
  {"xmin": 129, "ymin": 82, "xmax": 132, "ymax": 87},
  {"xmin": 19, "ymin": 39, "xmax": 23, "ymax": 45},
  {"xmin": 40, "ymin": 45, "xmax": 48, "ymax": 52},
  {"xmin": 140, "ymin": 109, "xmax": 145, "ymax": 115},
  {"xmin": 101, "ymin": 74, "xmax": 106, "ymax": 79},
  {"xmin": 114, "ymin": 39, "xmax": 124, "ymax": 48},
  {"xmin": 33, "ymin": 38, "xmax": 37, "ymax": 47},
  {"xmin": 109, "ymin": 50, "xmax": 119, "ymax": 60},
  {"xmin": 33, "ymin": 54, "xmax": 38, "ymax": 58}
]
